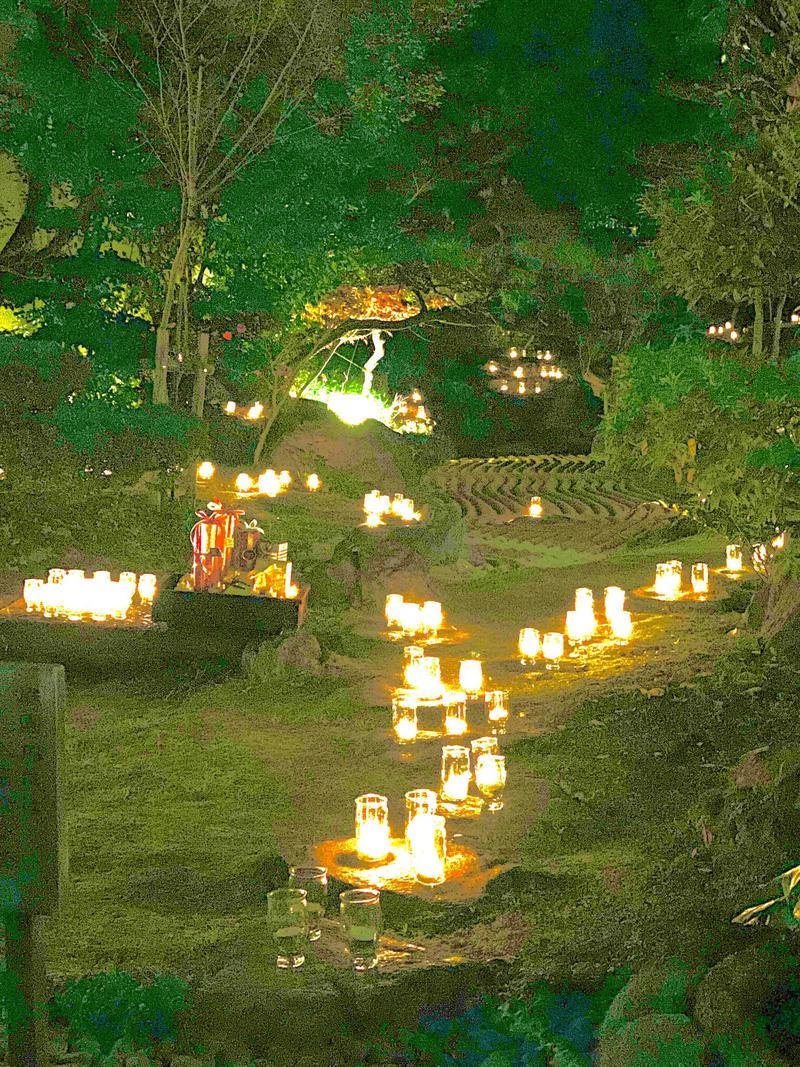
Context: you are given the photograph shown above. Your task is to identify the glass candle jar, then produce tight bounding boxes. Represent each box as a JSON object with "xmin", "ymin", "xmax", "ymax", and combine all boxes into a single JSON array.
[
  {"xmin": 23, "ymin": 578, "xmax": 43, "ymax": 613},
  {"xmin": 440, "ymin": 745, "xmax": 471, "ymax": 802},
  {"xmin": 443, "ymin": 700, "xmax": 468, "ymax": 736},
  {"xmin": 398, "ymin": 601, "xmax": 423, "ymax": 636},
  {"xmin": 518, "ymin": 627, "xmax": 540, "ymax": 662},
  {"xmin": 565, "ymin": 610, "xmax": 589, "ymax": 644},
  {"xmin": 691, "ymin": 562, "xmax": 708, "ymax": 594},
  {"xmin": 475, "ymin": 754, "xmax": 507, "ymax": 812},
  {"xmin": 485, "ymin": 690, "xmax": 508, "ymax": 725},
  {"xmin": 542, "ymin": 632, "xmax": 564, "ymax": 669},
  {"xmin": 408, "ymin": 813, "xmax": 447, "ymax": 885},
  {"xmin": 667, "ymin": 560, "xmax": 683, "ymax": 596},
  {"xmin": 654, "ymin": 562, "xmax": 671, "ymax": 596},
  {"xmin": 609, "ymin": 610, "xmax": 633, "ymax": 640},
  {"xmin": 412, "ymin": 656, "xmax": 443, "ymax": 701},
  {"xmin": 575, "ymin": 587, "xmax": 593, "ymax": 612},
  {"xmin": 528, "ymin": 496, "xmax": 543, "ymax": 518},
  {"xmin": 421, "ymin": 601, "xmax": 444, "ymax": 633},
  {"xmin": 340, "ymin": 888, "xmax": 382, "ymax": 972},
  {"xmin": 402, "ymin": 645, "xmax": 424, "ymax": 684},
  {"xmin": 278, "ymin": 470, "xmax": 292, "ymax": 487},
  {"xmin": 459, "ymin": 659, "xmax": 483, "ymax": 697},
  {"xmin": 471, "ymin": 736, "xmax": 499, "ymax": 760},
  {"xmin": 267, "ymin": 887, "xmax": 308, "ymax": 969},
  {"xmin": 726, "ymin": 544, "xmax": 743, "ymax": 572},
  {"xmin": 288, "ymin": 865, "xmax": 328, "ymax": 942},
  {"xmin": 306, "ymin": 473, "xmax": 321, "ymax": 492},
  {"xmin": 138, "ymin": 574, "xmax": 157, "ymax": 602},
  {"xmin": 604, "ymin": 586, "xmax": 625, "ymax": 618},
  {"xmin": 354, "ymin": 794, "xmax": 391, "ymax": 862},
  {"xmin": 392, "ymin": 697, "xmax": 418, "ymax": 743},
  {"xmin": 405, "ymin": 788, "xmax": 439, "ymax": 835},
  {"xmin": 385, "ymin": 594, "xmax": 404, "ymax": 628},
  {"xmin": 48, "ymin": 568, "xmax": 66, "ymax": 584}
]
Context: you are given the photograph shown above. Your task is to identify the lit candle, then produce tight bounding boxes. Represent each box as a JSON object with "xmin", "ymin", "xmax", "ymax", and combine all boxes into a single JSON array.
[
  {"xmin": 225, "ymin": 400, "xmax": 236, "ymax": 414},
  {"xmin": 306, "ymin": 473, "xmax": 321, "ymax": 492},
  {"xmin": 385, "ymin": 594, "xmax": 404, "ymax": 628},
  {"xmin": 575, "ymin": 587, "xmax": 593, "ymax": 612},
  {"xmin": 444, "ymin": 700, "xmax": 468, "ymax": 736},
  {"xmin": 485, "ymin": 690, "xmax": 508, "ymax": 726},
  {"xmin": 440, "ymin": 745, "xmax": 471, "ymax": 802},
  {"xmin": 518, "ymin": 627, "xmax": 540, "ymax": 661},
  {"xmin": 654, "ymin": 562, "xmax": 671, "ymax": 596},
  {"xmin": 413, "ymin": 657, "xmax": 443, "ymax": 701},
  {"xmin": 354, "ymin": 794, "xmax": 391, "ymax": 862},
  {"xmin": 138, "ymin": 574, "xmax": 157, "ymax": 602},
  {"xmin": 197, "ymin": 461, "xmax": 215, "ymax": 481},
  {"xmin": 235, "ymin": 472, "xmax": 253, "ymax": 493},
  {"xmin": 565, "ymin": 609, "xmax": 590, "ymax": 644},
  {"xmin": 398, "ymin": 601, "xmax": 424, "ymax": 636},
  {"xmin": 278, "ymin": 470, "xmax": 292, "ymax": 488},
  {"xmin": 542, "ymin": 632, "xmax": 564, "ymax": 669},
  {"xmin": 726, "ymin": 544, "xmax": 743, "ymax": 572},
  {"xmin": 402, "ymin": 645, "xmax": 424, "ymax": 685},
  {"xmin": 528, "ymin": 496, "xmax": 543, "ymax": 519},
  {"xmin": 365, "ymin": 513, "xmax": 384, "ymax": 527},
  {"xmin": 668, "ymin": 560, "xmax": 683, "ymax": 597},
  {"xmin": 471, "ymin": 736, "xmax": 499, "ymax": 760},
  {"xmin": 609, "ymin": 610, "xmax": 633, "ymax": 640},
  {"xmin": 459, "ymin": 659, "xmax": 483, "ymax": 698},
  {"xmin": 247, "ymin": 402, "xmax": 264, "ymax": 420},
  {"xmin": 421, "ymin": 601, "xmax": 443, "ymax": 633},
  {"xmin": 23, "ymin": 578, "xmax": 43, "ymax": 613},
  {"xmin": 475, "ymin": 754, "xmax": 507, "ymax": 812},
  {"xmin": 48, "ymin": 568, "xmax": 66, "ymax": 584},
  {"xmin": 407, "ymin": 813, "xmax": 447, "ymax": 885},
  {"xmin": 404, "ymin": 788, "xmax": 438, "ymax": 835},
  {"xmin": 772, "ymin": 530, "xmax": 786, "ymax": 550},
  {"xmin": 691, "ymin": 563, "xmax": 708, "ymax": 594},
  {"xmin": 604, "ymin": 586, "xmax": 625, "ymax": 617},
  {"xmin": 257, "ymin": 470, "xmax": 281, "ymax": 497},
  {"xmin": 392, "ymin": 698, "xmax": 418, "ymax": 743}
]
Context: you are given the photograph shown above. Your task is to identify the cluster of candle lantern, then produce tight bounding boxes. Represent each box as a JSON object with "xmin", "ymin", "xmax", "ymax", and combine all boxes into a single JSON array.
[
  {"xmin": 22, "ymin": 569, "xmax": 156, "ymax": 622},
  {"xmin": 197, "ymin": 462, "xmax": 321, "ymax": 495},
  {"xmin": 223, "ymin": 399, "xmax": 265, "ymax": 421},
  {"xmin": 485, "ymin": 347, "xmax": 566, "ymax": 398},
  {"xmin": 706, "ymin": 322, "xmax": 741, "ymax": 342},
  {"xmin": 515, "ymin": 586, "xmax": 632, "ymax": 671},
  {"xmin": 652, "ymin": 560, "xmax": 709, "ymax": 599},
  {"xmin": 392, "ymin": 650, "xmax": 509, "ymax": 738},
  {"xmin": 384, "ymin": 595, "xmax": 444, "ymax": 639},
  {"xmin": 390, "ymin": 390, "xmax": 435, "ymax": 436},
  {"xmin": 363, "ymin": 491, "xmax": 421, "ymax": 527}
]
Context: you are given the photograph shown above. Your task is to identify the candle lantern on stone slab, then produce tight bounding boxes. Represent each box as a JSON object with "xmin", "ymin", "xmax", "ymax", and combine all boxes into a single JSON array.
[{"xmin": 485, "ymin": 690, "xmax": 509, "ymax": 729}]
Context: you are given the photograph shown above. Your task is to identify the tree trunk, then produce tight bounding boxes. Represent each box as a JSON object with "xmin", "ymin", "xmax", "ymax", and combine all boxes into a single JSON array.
[
  {"xmin": 192, "ymin": 331, "xmax": 209, "ymax": 418},
  {"xmin": 362, "ymin": 329, "xmax": 385, "ymax": 395},
  {"xmin": 772, "ymin": 292, "xmax": 787, "ymax": 363},
  {"xmin": 752, "ymin": 287, "xmax": 764, "ymax": 365},
  {"xmin": 749, "ymin": 571, "xmax": 800, "ymax": 642},
  {"xmin": 153, "ymin": 328, "xmax": 170, "ymax": 405},
  {"xmin": 153, "ymin": 195, "xmax": 195, "ymax": 404}
]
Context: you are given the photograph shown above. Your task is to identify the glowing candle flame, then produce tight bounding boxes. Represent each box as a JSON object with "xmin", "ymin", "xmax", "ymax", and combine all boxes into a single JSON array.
[
  {"xmin": 306, "ymin": 473, "xmax": 321, "ymax": 491},
  {"xmin": 440, "ymin": 745, "xmax": 471, "ymax": 802},
  {"xmin": 354, "ymin": 794, "xmax": 391, "ymax": 861},
  {"xmin": 542, "ymin": 632, "xmax": 564, "ymax": 667},
  {"xmin": 726, "ymin": 544, "xmax": 742, "ymax": 572},
  {"xmin": 604, "ymin": 586, "xmax": 625, "ymax": 617},
  {"xmin": 609, "ymin": 610, "xmax": 633, "ymax": 640},
  {"xmin": 459, "ymin": 659, "xmax": 483, "ymax": 697},
  {"xmin": 235, "ymin": 473, "xmax": 253, "ymax": 493},
  {"xmin": 518, "ymin": 627, "xmax": 540, "ymax": 660},
  {"xmin": 691, "ymin": 563, "xmax": 708, "ymax": 594},
  {"xmin": 528, "ymin": 497, "xmax": 543, "ymax": 518},
  {"xmin": 407, "ymin": 813, "xmax": 446, "ymax": 885}
]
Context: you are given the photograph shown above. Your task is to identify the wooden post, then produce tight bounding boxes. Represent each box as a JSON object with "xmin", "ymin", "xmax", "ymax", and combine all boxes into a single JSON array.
[
  {"xmin": 4, "ymin": 909, "xmax": 48, "ymax": 1067},
  {"xmin": 153, "ymin": 328, "xmax": 170, "ymax": 405},
  {"xmin": 192, "ymin": 332, "xmax": 210, "ymax": 418},
  {"xmin": 0, "ymin": 663, "xmax": 67, "ymax": 1067}
]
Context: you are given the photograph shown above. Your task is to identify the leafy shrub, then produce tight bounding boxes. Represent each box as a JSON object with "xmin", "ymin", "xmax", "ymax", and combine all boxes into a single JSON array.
[
  {"xmin": 396, "ymin": 978, "xmax": 625, "ymax": 1066},
  {"xmin": 49, "ymin": 970, "xmax": 192, "ymax": 1056},
  {"xmin": 49, "ymin": 399, "xmax": 207, "ymax": 478}
]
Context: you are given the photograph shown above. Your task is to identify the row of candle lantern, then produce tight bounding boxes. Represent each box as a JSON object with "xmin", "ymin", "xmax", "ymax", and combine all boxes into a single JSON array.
[
  {"xmin": 23, "ymin": 569, "xmax": 156, "ymax": 622},
  {"xmin": 653, "ymin": 560, "xmax": 707, "ymax": 599},
  {"xmin": 196, "ymin": 462, "xmax": 322, "ymax": 496},
  {"xmin": 398, "ymin": 648, "xmax": 493, "ymax": 704},
  {"xmin": 392, "ymin": 687, "xmax": 509, "ymax": 742},
  {"xmin": 384, "ymin": 595, "xmax": 444, "ymax": 638},
  {"xmin": 364, "ymin": 491, "xmax": 421, "ymax": 526}
]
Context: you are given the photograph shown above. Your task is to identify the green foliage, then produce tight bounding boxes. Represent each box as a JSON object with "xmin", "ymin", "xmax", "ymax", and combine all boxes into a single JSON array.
[
  {"xmin": 50, "ymin": 400, "xmax": 206, "ymax": 476},
  {"xmin": 49, "ymin": 970, "xmax": 191, "ymax": 1057}
]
